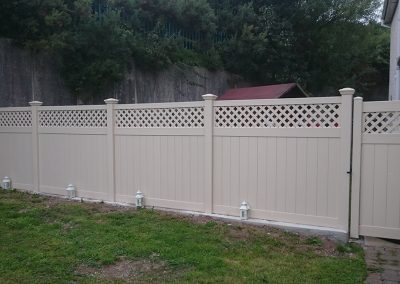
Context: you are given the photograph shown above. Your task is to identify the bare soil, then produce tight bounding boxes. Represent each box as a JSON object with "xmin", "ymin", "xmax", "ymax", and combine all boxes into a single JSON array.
[{"xmin": 75, "ymin": 258, "xmax": 169, "ymax": 281}]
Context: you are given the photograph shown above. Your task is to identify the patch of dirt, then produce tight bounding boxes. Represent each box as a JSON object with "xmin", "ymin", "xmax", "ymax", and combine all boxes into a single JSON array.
[
  {"xmin": 81, "ymin": 202, "xmax": 135, "ymax": 213},
  {"xmin": 156, "ymin": 210, "xmax": 217, "ymax": 225},
  {"xmin": 226, "ymin": 225, "xmax": 252, "ymax": 240},
  {"xmin": 75, "ymin": 257, "xmax": 170, "ymax": 281},
  {"xmin": 190, "ymin": 214, "xmax": 216, "ymax": 224},
  {"xmin": 297, "ymin": 235, "xmax": 360, "ymax": 259},
  {"xmin": 320, "ymin": 238, "xmax": 338, "ymax": 255},
  {"xmin": 18, "ymin": 208, "xmax": 30, "ymax": 213},
  {"xmin": 40, "ymin": 195, "xmax": 66, "ymax": 208},
  {"xmin": 297, "ymin": 237, "xmax": 339, "ymax": 257},
  {"xmin": 222, "ymin": 222, "xmax": 342, "ymax": 257},
  {"xmin": 38, "ymin": 195, "xmax": 136, "ymax": 213}
]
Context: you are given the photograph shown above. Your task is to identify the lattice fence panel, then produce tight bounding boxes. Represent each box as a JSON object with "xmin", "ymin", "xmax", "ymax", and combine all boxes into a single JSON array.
[
  {"xmin": 363, "ymin": 111, "xmax": 400, "ymax": 134},
  {"xmin": 0, "ymin": 111, "xmax": 32, "ymax": 127},
  {"xmin": 116, "ymin": 107, "xmax": 204, "ymax": 128},
  {"xmin": 39, "ymin": 109, "xmax": 107, "ymax": 128},
  {"xmin": 214, "ymin": 104, "xmax": 341, "ymax": 128}
]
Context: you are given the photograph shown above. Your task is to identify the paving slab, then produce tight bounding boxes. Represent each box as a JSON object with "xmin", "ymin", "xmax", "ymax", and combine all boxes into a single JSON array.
[{"xmin": 364, "ymin": 237, "xmax": 400, "ymax": 284}]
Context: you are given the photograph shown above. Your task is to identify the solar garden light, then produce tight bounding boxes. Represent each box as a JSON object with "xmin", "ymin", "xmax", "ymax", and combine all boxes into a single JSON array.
[
  {"xmin": 1, "ymin": 176, "xmax": 11, "ymax": 190},
  {"xmin": 66, "ymin": 184, "xmax": 76, "ymax": 199},
  {"xmin": 136, "ymin": 191, "xmax": 144, "ymax": 208},
  {"xmin": 240, "ymin": 201, "xmax": 250, "ymax": 220}
]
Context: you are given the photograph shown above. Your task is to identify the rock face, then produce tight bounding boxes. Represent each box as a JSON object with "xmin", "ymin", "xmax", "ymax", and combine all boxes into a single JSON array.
[
  {"xmin": 0, "ymin": 39, "xmax": 73, "ymax": 107},
  {"xmin": 0, "ymin": 38, "xmax": 245, "ymax": 107},
  {"xmin": 112, "ymin": 64, "xmax": 243, "ymax": 105}
]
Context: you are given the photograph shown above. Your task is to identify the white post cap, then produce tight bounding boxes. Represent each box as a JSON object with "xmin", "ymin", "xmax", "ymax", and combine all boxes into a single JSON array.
[
  {"xmin": 29, "ymin": 101, "xmax": 43, "ymax": 106},
  {"xmin": 339, "ymin": 88, "xmax": 355, "ymax": 96},
  {"xmin": 104, "ymin": 98, "xmax": 119, "ymax": 104},
  {"xmin": 202, "ymin": 94, "xmax": 218, "ymax": 100}
]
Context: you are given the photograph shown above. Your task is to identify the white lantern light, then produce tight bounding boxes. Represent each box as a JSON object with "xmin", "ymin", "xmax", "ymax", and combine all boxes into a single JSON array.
[
  {"xmin": 136, "ymin": 191, "xmax": 144, "ymax": 208},
  {"xmin": 66, "ymin": 184, "xmax": 76, "ymax": 199},
  {"xmin": 1, "ymin": 176, "xmax": 11, "ymax": 190},
  {"xmin": 240, "ymin": 201, "xmax": 250, "ymax": 220}
]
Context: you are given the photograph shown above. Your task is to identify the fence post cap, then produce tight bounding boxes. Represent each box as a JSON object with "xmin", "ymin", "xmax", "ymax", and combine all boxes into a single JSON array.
[
  {"xmin": 104, "ymin": 98, "xmax": 119, "ymax": 104},
  {"xmin": 339, "ymin": 88, "xmax": 355, "ymax": 96},
  {"xmin": 29, "ymin": 101, "xmax": 43, "ymax": 106},
  {"xmin": 202, "ymin": 94, "xmax": 217, "ymax": 100},
  {"xmin": 354, "ymin": 96, "xmax": 363, "ymax": 101}
]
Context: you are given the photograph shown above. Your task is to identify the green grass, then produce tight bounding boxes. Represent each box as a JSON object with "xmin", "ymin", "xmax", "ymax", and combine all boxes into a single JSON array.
[{"xmin": 0, "ymin": 190, "xmax": 366, "ymax": 283}]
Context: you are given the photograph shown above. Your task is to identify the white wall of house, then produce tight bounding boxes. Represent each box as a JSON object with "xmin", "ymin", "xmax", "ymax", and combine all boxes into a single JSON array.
[{"xmin": 389, "ymin": 5, "xmax": 400, "ymax": 101}]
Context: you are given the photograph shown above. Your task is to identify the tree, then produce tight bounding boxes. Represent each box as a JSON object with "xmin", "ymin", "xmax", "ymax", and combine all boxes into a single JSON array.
[
  {"xmin": 60, "ymin": 9, "xmax": 133, "ymax": 101},
  {"xmin": 218, "ymin": 0, "xmax": 387, "ymax": 96},
  {"xmin": 0, "ymin": 0, "xmax": 78, "ymax": 50},
  {"xmin": 0, "ymin": 0, "xmax": 389, "ymax": 100}
]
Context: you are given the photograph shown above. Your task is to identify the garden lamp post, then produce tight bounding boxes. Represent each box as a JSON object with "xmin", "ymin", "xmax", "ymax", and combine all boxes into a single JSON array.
[
  {"xmin": 66, "ymin": 184, "xmax": 76, "ymax": 199},
  {"xmin": 2, "ymin": 176, "xmax": 11, "ymax": 190},
  {"xmin": 240, "ymin": 201, "xmax": 250, "ymax": 220},
  {"xmin": 136, "ymin": 191, "xmax": 144, "ymax": 208}
]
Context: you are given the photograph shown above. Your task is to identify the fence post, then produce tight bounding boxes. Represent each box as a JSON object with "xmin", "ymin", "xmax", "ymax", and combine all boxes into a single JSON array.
[
  {"xmin": 105, "ymin": 98, "xmax": 118, "ymax": 202},
  {"xmin": 203, "ymin": 94, "xmax": 217, "ymax": 214},
  {"xmin": 338, "ymin": 88, "xmax": 355, "ymax": 233},
  {"xmin": 350, "ymin": 96, "xmax": 363, "ymax": 238},
  {"xmin": 29, "ymin": 100, "xmax": 43, "ymax": 193}
]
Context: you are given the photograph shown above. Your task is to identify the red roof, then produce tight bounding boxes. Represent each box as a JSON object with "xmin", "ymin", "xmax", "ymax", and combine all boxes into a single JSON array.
[{"xmin": 218, "ymin": 83, "xmax": 300, "ymax": 100}]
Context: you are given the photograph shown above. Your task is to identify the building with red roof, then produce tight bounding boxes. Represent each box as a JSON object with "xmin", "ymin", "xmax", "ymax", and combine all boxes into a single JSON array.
[{"xmin": 218, "ymin": 83, "xmax": 307, "ymax": 100}]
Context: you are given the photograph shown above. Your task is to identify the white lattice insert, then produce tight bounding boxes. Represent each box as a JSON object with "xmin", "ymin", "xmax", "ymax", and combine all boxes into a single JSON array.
[
  {"xmin": 0, "ymin": 111, "xmax": 32, "ymax": 127},
  {"xmin": 116, "ymin": 107, "xmax": 204, "ymax": 128},
  {"xmin": 214, "ymin": 104, "xmax": 340, "ymax": 128},
  {"xmin": 39, "ymin": 109, "xmax": 107, "ymax": 128},
  {"xmin": 363, "ymin": 111, "xmax": 400, "ymax": 134}
]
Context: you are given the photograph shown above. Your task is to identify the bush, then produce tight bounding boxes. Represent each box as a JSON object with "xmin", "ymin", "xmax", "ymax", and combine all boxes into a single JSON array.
[{"xmin": 0, "ymin": 0, "xmax": 388, "ymax": 100}]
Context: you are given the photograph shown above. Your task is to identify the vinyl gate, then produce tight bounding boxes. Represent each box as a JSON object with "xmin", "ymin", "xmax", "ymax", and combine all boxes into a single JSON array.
[{"xmin": 351, "ymin": 99, "xmax": 400, "ymax": 240}]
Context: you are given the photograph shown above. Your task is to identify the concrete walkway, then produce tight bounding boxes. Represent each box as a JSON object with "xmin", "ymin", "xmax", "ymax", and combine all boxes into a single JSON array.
[{"xmin": 364, "ymin": 237, "xmax": 400, "ymax": 283}]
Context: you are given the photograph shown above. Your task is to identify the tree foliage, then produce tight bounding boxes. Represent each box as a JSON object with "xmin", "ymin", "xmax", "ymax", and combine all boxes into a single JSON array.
[{"xmin": 0, "ymin": 0, "xmax": 389, "ymax": 100}]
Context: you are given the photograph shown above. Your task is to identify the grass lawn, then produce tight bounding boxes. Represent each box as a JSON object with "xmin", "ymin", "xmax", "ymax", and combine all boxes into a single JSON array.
[{"xmin": 0, "ymin": 190, "xmax": 366, "ymax": 283}]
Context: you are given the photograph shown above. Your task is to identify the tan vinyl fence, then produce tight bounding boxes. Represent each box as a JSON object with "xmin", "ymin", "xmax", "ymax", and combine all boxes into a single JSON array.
[
  {"xmin": 351, "ymin": 99, "xmax": 400, "ymax": 240},
  {"xmin": 0, "ymin": 89, "xmax": 400, "ymax": 239},
  {"xmin": 211, "ymin": 93, "xmax": 353, "ymax": 231},
  {"xmin": 0, "ymin": 107, "xmax": 33, "ymax": 191},
  {"xmin": 2, "ymin": 88, "xmax": 399, "ymax": 239},
  {"xmin": 5, "ymin": 89, "xmax": 400, "ymax": 239}
]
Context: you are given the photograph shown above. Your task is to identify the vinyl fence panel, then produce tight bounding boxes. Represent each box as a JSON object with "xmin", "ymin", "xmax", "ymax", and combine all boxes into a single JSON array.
[{"xmin": 212, "ymin": 94, "xmax": 352, "ymax": 231}]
